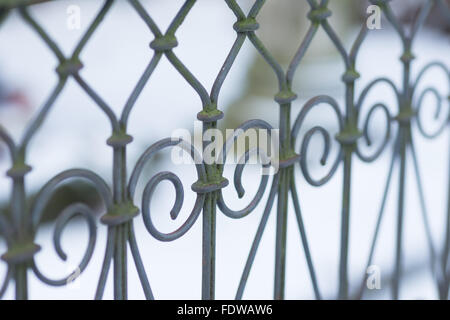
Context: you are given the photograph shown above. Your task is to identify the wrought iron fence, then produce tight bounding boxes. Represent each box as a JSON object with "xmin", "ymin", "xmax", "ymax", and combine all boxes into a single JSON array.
[{"xmin": 0, "ymin": 0, "xmax": 449, "ymax": 300}]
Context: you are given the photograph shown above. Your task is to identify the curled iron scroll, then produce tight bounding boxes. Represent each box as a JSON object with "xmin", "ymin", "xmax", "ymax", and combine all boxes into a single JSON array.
[
  {"xmin": 128, "ymin": 138, "xmax": 207, "ymax": 242},
  {"xmin": 413, "ymin": 62, "xmax": 450, "ymax": 139},
  {"xmin": 217, "ymin": 119, "xmax": 273, "ymax": 219},
  {"xmin": 292, "ymin": 95, "xmax": 344, "ymax": 187},
  {"xmin": 355, "ymin": 77, "xmax": 399, "ymax": 162},
  {"xmin": 29, "ymin": 169, "xmax": 112, "ymax": 286}
]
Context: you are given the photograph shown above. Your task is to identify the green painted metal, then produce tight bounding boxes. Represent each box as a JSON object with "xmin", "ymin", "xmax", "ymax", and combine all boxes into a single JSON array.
[{"xmin": 0, "ymin": 0, "xmax": 449, "ymax": 300}]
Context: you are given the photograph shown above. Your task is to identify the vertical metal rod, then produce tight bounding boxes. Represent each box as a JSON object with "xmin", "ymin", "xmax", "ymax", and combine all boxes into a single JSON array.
[
  {"xmin": 201, "ymin": 118, "xmax": 218, "ymax": 300},
  {"xmin": 392, "ymin": 129, "xmax": 408, "ymax": 300},
  {"xmin": 112, "ymin": 146, "xmax": 128, "ymax": 300},
  {"xmin": 15, "ymin": 264, "xmax": 27, "ymax": 300},
  {"xmin": 336, "ymin": 72, "xmax": 357, "ymax": 300},
  {"xmin": 274, "ymin": 168, "xmax": 289, "ymax": 299},
  {"xmin": 335, "ymin": 58, "xmax": 359, "ymax": 300},
  {"xmin": 202, "ymin": 192, "xmax": 216, "ymax": 300},
  {"xmin": 439, "ymin": 134, "xmax": 450, "ymax": 299},
  {"xmin": 274, "ymin": 103, "xmax": 291, "ymax": 300},
  {"xmin": 11, "ymin": 178, "xmax": 27, "ymax": 234},
  {"xmin": 113, "ymin": 223, "xmax": 128, "ymax": 300},
  {"xmin": 113, "ymin": 226, "xmax": 123, "ymax": 300},
  {"xmin": 338, "ymin": 149, "xmax": 352, "ymax": 300},
  {"xmin": 11, "ymin": 176, "xmax": 29, "ymax": 300},
  {"xmin": 392, "ymin": 42, "xmax": 412, "ymax": 300}
]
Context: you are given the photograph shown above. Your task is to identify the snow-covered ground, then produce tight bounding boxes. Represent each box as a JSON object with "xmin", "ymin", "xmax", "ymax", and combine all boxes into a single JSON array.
[{"xmin": 0, "ymin": 0, "xmax": 449, "ymax": 299}]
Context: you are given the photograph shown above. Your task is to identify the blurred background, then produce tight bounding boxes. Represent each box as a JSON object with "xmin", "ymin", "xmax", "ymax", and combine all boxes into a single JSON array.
[{"xmin": 0, "ymin": 0, "xmax": 449, "ymax": 299}]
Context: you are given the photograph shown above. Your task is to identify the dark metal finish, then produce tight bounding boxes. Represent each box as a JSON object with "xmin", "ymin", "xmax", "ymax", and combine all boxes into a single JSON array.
[{"xmin": 0, "ymin": 0, "xmax": 449, "ymax": 300}]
